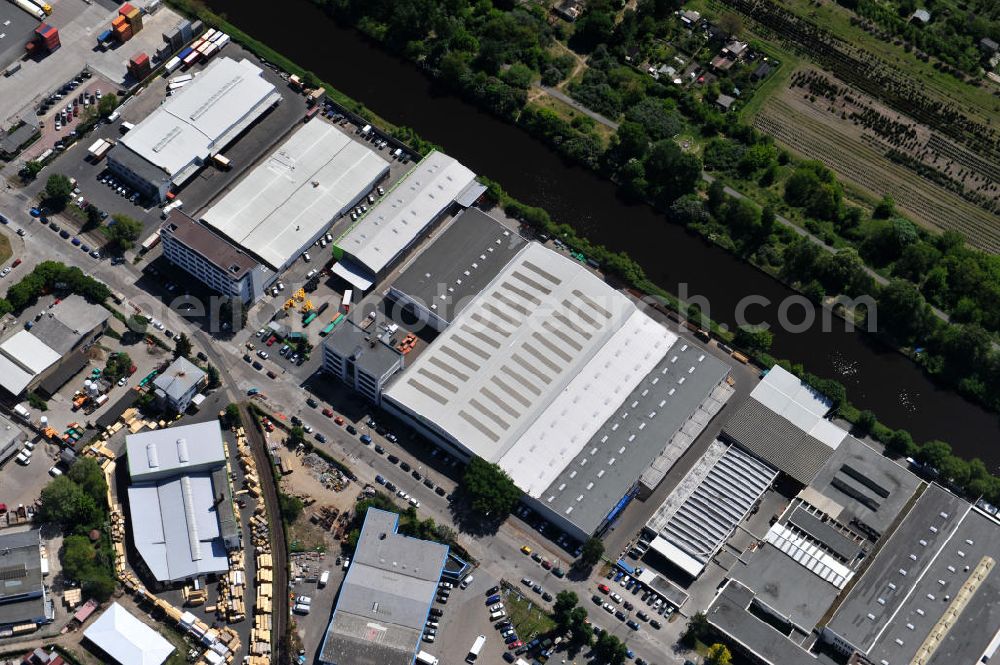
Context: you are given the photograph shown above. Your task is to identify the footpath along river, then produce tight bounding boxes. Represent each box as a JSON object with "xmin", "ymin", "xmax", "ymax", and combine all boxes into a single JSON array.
[{"xmin": 207, "ymin": 0, "xmax": 1000, "ymax": 468}]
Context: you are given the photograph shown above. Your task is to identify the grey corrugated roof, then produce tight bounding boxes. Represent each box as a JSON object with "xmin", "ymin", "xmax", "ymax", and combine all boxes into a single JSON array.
[
  {"xmin": 723, "ymin": 400, "xmax": 836, "ymax": 484},
  {"xmin": 786, "ymin": 506, "xmax": 862, "ymax": 562},
  {"xmin": 319, "ymin": 509, "xmax": 448, "ymax": 665},
  {"xmin": 30, "ymin": 295, "xmax": 110, "ymax": 355},
  {"xmin": 542, "ymin": 341, "xmax": 732, "ymax": 536},
  {"xmin": 125, "ymin": 419, "xmax": 225, "ymax": 481},
  {"xmin": 37, "ymin": 349, "xmax": 88, "ymax": 397},
  {"xmin": 826, "ymin": 486, "xmax": 1000, "ymax": 665},
  {"xmin": 388, "ymin": 208, "xmax": 526, "ymax": 326}
]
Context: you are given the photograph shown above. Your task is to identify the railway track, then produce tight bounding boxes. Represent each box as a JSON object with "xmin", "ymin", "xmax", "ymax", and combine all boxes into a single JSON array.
[{"xmin": 239, "ymin": 402, "xmax": 290, "ymax": 661}]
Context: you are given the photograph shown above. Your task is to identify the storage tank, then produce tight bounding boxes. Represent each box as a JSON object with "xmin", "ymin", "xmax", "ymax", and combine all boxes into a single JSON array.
[{"xmin": 39, "ymin": 416, "xmax": 48, "ymax": 427}]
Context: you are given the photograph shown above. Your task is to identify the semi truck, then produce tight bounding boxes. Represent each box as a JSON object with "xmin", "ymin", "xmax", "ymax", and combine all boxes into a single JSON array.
[
  {"xmin": 25, "ymin": 0, "xmax": 51, "ymax": 15},
  {"xmin": 10, "ymin": 0, "xmax": 44, "ymax": 20},
  {"xmin": 87, "ymin": 138, "xmax": 113, "ymax": 161}
]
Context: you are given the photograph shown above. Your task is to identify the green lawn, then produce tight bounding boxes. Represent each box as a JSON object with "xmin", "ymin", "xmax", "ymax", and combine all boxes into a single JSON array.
[
  {"xmin": 503, "ymin": 588, "xmax": 556, "ymax": 641},
  {"xmin": 0, "ymin": 231, "xmax": 11, "ymax": 266}
]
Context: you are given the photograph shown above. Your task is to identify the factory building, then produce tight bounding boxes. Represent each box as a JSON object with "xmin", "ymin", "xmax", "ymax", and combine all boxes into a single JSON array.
[
  {"xmin": 108, "ymin": 57, "xmax": 281, "ymax": 202},
  {"xmin": 321, "ymin": 319, "xmax": 404, "ymax": 404},
  {"xmin": 0, "ymin": 530, "xmax": 51, "ymax": 631},
  {"xmin": 380, "ymin": 239, "xmax": 732, "ymax": 540},
  {"xmin": 200, "ymin": 121, "xmax": 389, "ymax": 272},
  {"xmin": 331, "ymin": 151, "xmax": 480, "ymax": 290},
  {"xmin": 125, "ymin": 420, "xmax": 238, "ymax": 583},
  {"xmin": 318, "ymin": 509, "xmax": 448, "ymax": 665}
]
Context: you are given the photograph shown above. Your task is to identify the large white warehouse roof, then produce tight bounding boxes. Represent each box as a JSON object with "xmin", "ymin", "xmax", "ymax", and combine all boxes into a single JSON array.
[
  {"xmin": 333, "ymin": 151, "xmax": 476, "ymax": 286},
  {"xmin": 0, "ymin": 331, "xmax": 62, "ymax": 395},
  {"xmin": 201, "ymin": 121, "xmax": 389, "ymax": 270},
  {"xmin": 119, "ymin": 57, "xmax": 280, "ymax": 184},
  {"xmin": 84, "ymin": 602, "xmax": 174, "ymax": 665},
  {"xmin": 382, "ymin": 243, "xmax": 675, "ymax": 497}
]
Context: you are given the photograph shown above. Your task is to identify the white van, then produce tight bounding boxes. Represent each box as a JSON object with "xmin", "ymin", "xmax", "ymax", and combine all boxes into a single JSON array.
[
  {"xmin": 489, "ymin": 610, "xmax": 506, "ymax": 621},
  {"xmin": 319, "ymin": 570, "xmax": 330, "ymax": 588},
  {"xmin": 460, "ymin": 575, "xmax": 474, "ymax": 589},
  {"xmin": 16, "ymin": 452, "xmax": 30, "ymax": 465},
  {"xmin": 293, "ymin": 603, "xmax": 310, "ymax": 615}
]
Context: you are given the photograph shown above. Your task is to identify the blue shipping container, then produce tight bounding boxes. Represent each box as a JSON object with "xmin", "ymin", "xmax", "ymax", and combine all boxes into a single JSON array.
[
  {"xmin": 178, "ymin": 46, "xmax": 194, "ymax": 59},
  {"xmin": 97, "ymin": 29, "xmax": 113, "ymax": 43}
]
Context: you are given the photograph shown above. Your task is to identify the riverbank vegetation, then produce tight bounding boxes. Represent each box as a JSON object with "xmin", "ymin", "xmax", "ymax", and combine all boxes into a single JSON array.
[{"xmin": 168, "ymin": 0, "xmax": 1000, "ymax": 501}]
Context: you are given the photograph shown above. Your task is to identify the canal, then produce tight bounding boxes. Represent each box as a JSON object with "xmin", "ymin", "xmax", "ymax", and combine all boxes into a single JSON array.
[{"xmin": 207, "ymin": 0, "xmax": 1000, "ymax": 467}]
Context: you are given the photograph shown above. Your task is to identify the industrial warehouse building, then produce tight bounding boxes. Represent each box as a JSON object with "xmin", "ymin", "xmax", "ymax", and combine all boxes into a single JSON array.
[
  {"xmin": 387, "ymin": 208, "xmax": 527, "ymax": 332},
  {"xmin": 108, "ymin": 57, "xmax": 281, "ymax": 202},
  {"xmin": 331, "ymin": 151, "xmax": 479, "ymax": 290},
  {"xmin": 321, "ymin": 319, "xmax": 404, "ymax": 404},
  {"xmin": 379, "ymin": 237, "xmax": 732, "ymax": 540},
  {"xmin": 201, "ymin": 121, "xmax": 390, "ymax": 271},
  {"xmin": 125, "ymin": 420, "xmax": 238, "ymax": 583},
  {"xmin": 0, "ymin": 296, "xmax": 110, "ymax": 398},
  {"xmin": 318, "ymin": 509, "xmax": 448, "ymax": 665},
  {"xmin": 0, "ymin": 530, "xmax": 51, "ymax": 631},
  {"xmin": 160, "ymin": 211, "xmax": 275, "ymax": 304}
]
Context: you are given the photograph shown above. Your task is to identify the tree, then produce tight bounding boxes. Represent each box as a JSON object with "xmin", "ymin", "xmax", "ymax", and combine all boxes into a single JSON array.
[
  {"xmin": 83, "ymin": 204, "xmax": 103, "ymax": 231},
  {"xmin": 223, "ymin": 403, "xmax": 241, "ymax": 429},
  {"xmin": 874, "ymin": 194, "xmax": 896, "ymax": 219},
  {"xmin": 624, "ymin": 98, "xmax": 684, "ymax": 141},
  {"xmin": 571, "ymin": 6, "xmax": 615, "ymax": 52},
  {"xmin": 554, "ymin": 590, "xmax": 579, "ymax": 631},
  {"xmin": 734, "ymin": 325, "xmax": 773, "ymax": 353},
  {"xmin": 643, "ymin": 140, "xmax": 701, "ymax": 206},
  {"xmin": 877, "ymin": 279, "xmax": 931, "ymax": 342},
  {"xmin": 43, "ymin": 173, "xmax": 73, "ymax": 211},
  {"xmin": 22, "ymin": 160, "xmax": 43, "ymax": 180},
  {"xmin": 593, "ymin": 631, "xmax": 629, "ymax": 665},
  {"xmin": 106, "ymin": 214, "xmax": 143, "ymax": 251},
  {"xmin": 279, "ymin": 493, "xmax": 305, "ymax": 523},
  {"xmin": 103, "ymin": 352, "xmax": 132, "ymax": 382},
  {"xmin": 718, "ymin": 12, "xmax": 743, "ymax": 37},
  {"xmin": 566, "ymin": 606, "xmax": 593, "ymax": 652},
  {"xmin": 784, "ymin": 161, "xmax": 843, "ymax": 221},
  {"xmin": 67, "ymin": 458, "xmax": 108, "ymax": 505},
  {"xmin": 206, "ymin": 364, "xmax": 221, "ymax": 389},
  {"xmin": 707, "ymin": 179, "xmax": 728, "ymax": 214},
  {"xmin": 854, "ymin": 409, "xmax": 877, "ymax": 437},
  {"xmin": 707, "ymin": 643, "xmax": 733, "ymax": 665},
  {"xmin": 174, "ymin": 332, "xmax": 192, "ymax": 359},
  {"xmin": 577, "ymin": 536, "xmax": 605, "ymax": 568},
  {"xmin": 37, "ymin": 476, "xmax": 101, "ymax": 531},
  {"xmin": 612, "ymin": 121, "xmax": 650, "ymax": 163},
  {"xmin": 97, "ymin": 93, "xmax": 119, "ymax": 118},
  {"xmin": 682, "ymin": 612, "xmax": 711, "ymax": 646},
  {"xmin": 886, "ymin": 429, "xmax": 914, "ymax": 456},
  {"xmin": 288, "ymin": 426, "xmax": 306, "ymax": 448},
  {"xmin": 917, "ymin": 440, "xmax": 952, "ymax": 469},
  {"xmin": 461, "ymin": 457, "xmax": 522, "ymax": 519},
  {"xmin": 724, "ymin": 197, "xmax": 762, "ymax": 237},
  {"xmin": 61, "ymin": 535, "xmax": 96, "ymax": 580}
]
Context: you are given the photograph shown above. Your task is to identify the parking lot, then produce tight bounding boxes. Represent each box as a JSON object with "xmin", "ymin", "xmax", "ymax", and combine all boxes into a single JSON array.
[{"xmin": 0, "ymin": 2, "xmax": 186, "ymax": 127}]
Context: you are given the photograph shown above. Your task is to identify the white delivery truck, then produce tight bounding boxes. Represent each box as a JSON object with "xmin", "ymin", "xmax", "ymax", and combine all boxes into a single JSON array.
[
  {"xmin": 318, "ymin": 570, "xmax": 330, "ymax": 588},
  {"xmin": 415, "ymin": 651, "xmax": 439, "ymax": 665}
]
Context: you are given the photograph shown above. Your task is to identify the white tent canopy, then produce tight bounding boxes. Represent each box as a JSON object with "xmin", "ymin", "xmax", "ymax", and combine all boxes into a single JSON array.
[{"xmin": 84, "ymin": 602, "xmax": 175, "ymax": 665}]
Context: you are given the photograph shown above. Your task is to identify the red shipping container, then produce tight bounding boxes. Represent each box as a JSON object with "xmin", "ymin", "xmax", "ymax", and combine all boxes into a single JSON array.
[
  {"xmin": 131, "ymin": 52, "xmax": 148, "ymax": 66},
  {"xmin": 118, "ymin": 2, "xmax": 135, "ymax": 16}
]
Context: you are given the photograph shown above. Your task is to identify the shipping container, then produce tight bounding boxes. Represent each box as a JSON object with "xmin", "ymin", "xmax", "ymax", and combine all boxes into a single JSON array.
[
  {"xmin": 163, "ymin": 56, "xmax": 182, "ymax": 74},
  {"xmin": 211, "ymin": 153, "xmax": 230, "ymax": 169},
  {"xmin": 213, "ymin": 33, "xmax": 230, "ymax": 50},
  {"xmin": 303, "ymin": 312, "xmax": 319, "ymax": 326},
  {"xmin": 202, "ymin": 42, "xmax": 218, "ymax": 60},
  {"xmin": 182, "ymin": 50, "xmax": 200, "ymax": 67},
  {"xmin": 209, "ymin": 30, "xmax": 226, "ymax": 43},
  {"xmin": 304, "ymin": 106, "xmax": 319, "ymax": 122},
  {"xmin": 97, "ymin": 28, "xmax": 114, "ymax": 46},
  {"xmin": 202, "ymin": 27, "xmax": 217, "ymax": 42},
  {"xmin": 195, "ymin": 40, "xmax": 210, "ymax": 55},
  {"xmin": 177, "ymin": 46, "xmax": 194, "ymax": 60},
  {"xmin": 169, "ymin": 73, "xmax": 193, "ymax": 84},
  {"xmin": 118, "ymin": 2, "xmax": 135, "ymax": 15}
]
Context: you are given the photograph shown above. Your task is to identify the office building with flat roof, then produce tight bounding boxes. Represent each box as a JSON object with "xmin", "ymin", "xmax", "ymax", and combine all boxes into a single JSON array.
[
  {"xmin": 331, "ymin": 151, "xmax": 478, "ymax": 290},
  {"xmin": 321, "ymin": 319, "xmax": 405, "ymax": 404},
  {"xmin": 160, "ymin": 211, "xmax": 275, "ymax": 304},
  {"xmin": 201, "ymin": 121, "xmax": 389, "ymax": 272},
  {"xmin": 318, "ymin": 509, "xmax": 448, "ymax": 665},
  {"xmin": 108, "ymin": 57, "xmax": 281, "ymax": 202},
  {"xmin": 0, "ymin": 530, "xmax": 50, "ymax": 631},
  {"xmin": 387, "ymin": 208, "xmax": 527, "ymax": 332}
]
